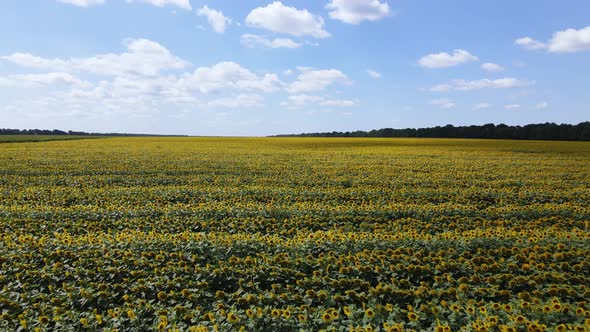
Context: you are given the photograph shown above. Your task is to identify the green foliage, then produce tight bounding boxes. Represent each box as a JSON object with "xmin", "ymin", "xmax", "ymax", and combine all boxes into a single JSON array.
[{"xmin": 0, "ymin": 137, "xmax": 589, "ymax": 331}]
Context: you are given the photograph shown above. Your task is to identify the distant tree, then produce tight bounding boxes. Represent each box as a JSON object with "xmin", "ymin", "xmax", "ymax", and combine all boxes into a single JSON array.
[{"xmin": 274, "ymin": 121, "xmax": 590, "ymax": 141}]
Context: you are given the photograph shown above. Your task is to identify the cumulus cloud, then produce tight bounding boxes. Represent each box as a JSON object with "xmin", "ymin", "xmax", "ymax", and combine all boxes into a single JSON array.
[
  {"xmin": 284, "ymin": 94, "xmax": 324, "ymax": 106},
  {"xmin": 281, "ymin": 94, "xmax": 357, "ymax": 108},
  {"xmin": 430, "ymin": 78, "xmax": 532, "ymax": 92},
  {"xmin": 197, "ymin": 6, "xmax": 231, "ymax": 34},
  {"xmin": 547, "ymin": 26, "xmax": 590, "ymax": 53},
  {"xmin": 516, "ymin": 26, "xmax": 590, "ymax": 53},
  {"xmin": 367, "ymin": 69, "xmax": 381, "ymax": 78},
  {"xmin": 245, "ymin": 2, "xmax": 330, "ymax": 38},
  {"xmin": 473, "ymin": 102, "xmax": 491, "ymax": 110},
  {"xmin": 126, "ymin": 0, "xmax": 192, "ymax": 10},
  {"xmin": 206, "ymin": 94, "xmax": 264, "ymax": 108},
  {"xmin": 504, "ymin": 104, "xmax": 521, "ymax": 110},
  {"xmin": 514, "ymin": 37, "xmax": 547, "ymax": 51},
  {"xmin": 1, "ymin": 39, "xmax": 189, "ymax": 76},
  {"xmin": 320, "ymin": 99, "xmax": 357, "ymax": 107},
  {"xmin": 481, "ymin": 62, "xmax": 504, "ymax": 72},
  {"xmin": 0, "ymin": 72, "xmax": 91, "ymax": 88},
  {"xmin": 57, "ymin": 0, "xmax": 105, "ymax": 7},
  {"xmin": 1, "ymin": 39, "xmax": 360, "ymax": 115},
  {"xmin": 419, "ymin": 49, "xmax": 478, "ymax": 69},
  {"xmin": 287, "ymin": 68, "xmax": 351, "ymax": 93},
  {"xmin": 326, "ymin": 0, "xmax": 390, "ymax": 24},
  {"xmin": 431, "ymin": 98, "xmax": 455, "ymax": 109},
  {"xmin": 178, "ymin": 61, "xmax": 283, "ymax": 94},
  {"xmin": 240, "ymin": 34, "xmax": 302, "ymax": 49}
]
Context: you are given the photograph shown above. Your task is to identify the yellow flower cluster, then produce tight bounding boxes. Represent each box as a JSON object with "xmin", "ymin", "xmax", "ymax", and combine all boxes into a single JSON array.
[{"xmin": 0, "ymin": 137, "xmax": 589, "ymax": 331}]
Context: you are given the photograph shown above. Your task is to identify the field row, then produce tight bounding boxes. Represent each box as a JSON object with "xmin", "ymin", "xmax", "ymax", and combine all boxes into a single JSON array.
[{"xmin": 1, "ymin": 138, "xmax": 589, "ymax": 331}]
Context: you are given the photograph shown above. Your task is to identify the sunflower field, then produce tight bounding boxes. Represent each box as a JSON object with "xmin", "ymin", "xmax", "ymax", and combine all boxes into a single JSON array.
[{"xmin": 0, "ymin": 137, "xmax": 589, "ymax": 332}]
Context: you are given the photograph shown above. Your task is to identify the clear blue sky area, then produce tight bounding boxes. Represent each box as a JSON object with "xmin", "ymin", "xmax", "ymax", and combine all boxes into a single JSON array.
[{"xmin": 1, "ymin": 0, "xmax": 588, "ymax": 135}]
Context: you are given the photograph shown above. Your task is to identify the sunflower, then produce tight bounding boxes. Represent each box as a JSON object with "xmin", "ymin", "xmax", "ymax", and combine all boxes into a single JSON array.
[
  {"xmin": 514, "ymin": 315, "xmax": 526, "ymax": 324},
  {"xmin": 343, "ymin": 306, "xmax": 352, "ymax": 317},
  {"xmin": 38, "ymin": 316, "xmax": 50, "ymax": 325},
  {"xmin": 127, "ymin": 310, "xmax": 136, "ymax": 320},
  {"xmin": 271, "ymin": 309, "xmax": 280, "ymax": 318},
  {"xmin": 245, "ymin": 309, "xmax": 254, "ymax": 319},
  {"xmin": 365, "ymin": 308, "xmax": 375, "ymax": 319},
  {"xmin": 331, "ymin": 310, "xmax": 339, "ymax": 319},
  {"xmin": 321, "ymin": 311, "xmax": 332, "ymax": 323},
  {"xmin": 388, "ymin": 325, "xmax": 403, "ymax": 332},
  {"xmin": 407, "ymin": 312, "xmax": 418, "ymax": 321},
  {"xmin": 283, "ymin": 309, "xmax": 292, "ymax": 319},
  {"xmin": 80, "ymin": 318, "xmax": 89, "ymax": 328},
  {"xmin": 227, "ymin": 312, "xmax": 239, "ymax": 324}
]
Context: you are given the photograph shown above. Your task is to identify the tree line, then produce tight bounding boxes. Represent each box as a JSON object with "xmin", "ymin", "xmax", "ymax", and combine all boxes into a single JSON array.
[
  {"xmin": 0, "ymin": 129, "xmax": 184, "ymax": 137},
  {"xmin": 276, "ymin": 122, "xmax": 590, "ymax": 141}
]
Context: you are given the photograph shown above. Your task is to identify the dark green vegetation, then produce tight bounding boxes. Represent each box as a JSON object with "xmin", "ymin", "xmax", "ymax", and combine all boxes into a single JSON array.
[
  {"xmin": 279, "ymin": 121, "xmax": 590, "ymax": 141},
  {"xmin": 0, "ymin": 138, "xmax": 589, "ymax": 331}
]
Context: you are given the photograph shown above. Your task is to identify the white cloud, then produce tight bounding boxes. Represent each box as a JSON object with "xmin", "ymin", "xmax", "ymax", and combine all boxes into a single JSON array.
[
  {"xmin": 197, "ymin": 6, "xmax": 231, "ymax": 34},
  {"xmin": 287, "ymin": 68, "xmax": 351, "ymax": 93},
  {"xmin": 282, "ymin": 94, "xmax": 357, "ymax": 108},
  {"xmin": 320, "ymin": 99, "xmax": 357, "ymax": 107},
  {"xmin": 2, "ymin": 39, "xmax": 189, "ymax": 76},
  {"xmin": 245, "ymin": 2, "xmax": 330, "ymax": 38},
  {"xmin": 126, "ymin": 0, "xmax": 192, "ymax": 10},
  {"xmin": 548, "ymin": 26, "xmax": 590, "ymax": 53},
  {"xmin": 1, "ymin": 53, "xmax": 68, "ymax": 69},
  {"xmin": 504, "ymin": 104, "xmax": 521, "ymax": 110},
  {"xmin": 326, "ymin": 0, "xmax": 390, "ymax": 24},
  {"xmin": 240, "ymin": 34, "xmax": 302, "ymax": 49},
  {"xmin": 284, "ymin": 94, "xmax": 324, "ymax": 106},
  {"xmin": 430, "ymin": 78, "xmax": 532, "ymax": 92},
  {"xmin": 367, "ymin": 69, "xmax": 381, "ymax": 78},
  {"xmin": 535, "ymin": 101, "xmax": 548, "ymax": 109},
  {"xmin": 1, "ymin": 39, "xmax": 361, "ymax": 119},
  {"xmin": 515, "ymin": 37, "xmax": 547, "ymax": 51},
  {"xmin": 431, "ymin": 98, "xmax": 455, "ymax": 109},
  {"xmin": 481, "ymin": 62, "xmax": 504, "ymax": 72},
  {"xmin": 419, "ymin": 49, "xmax": 478, "ymax": 69},
  {"xmin": 206, "ymin": 94, "xmax": 264, "ymax": 108},
  {"xmin": 57, "ymin": 0, "xmax": 105, "ymax": 7},
  {"xmin": 473, "ymin": 102, "xmax": 491, "ymax": 110},
  {"xmin": 178, "ymin": 61, "xmax": 282, "ymax": 94},
  {"xmin": 0, "ymin": 72, "xmax": 91, "ymax": 88},
  {"xmin": 516, "ymin": 26, "xmax": 590, "ymax": 53}
]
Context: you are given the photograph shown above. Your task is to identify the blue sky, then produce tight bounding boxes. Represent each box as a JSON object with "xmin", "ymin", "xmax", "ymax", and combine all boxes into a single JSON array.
[{"xmin": 0, "ymin": 0, "xmax": 589, "ymax": 135}]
